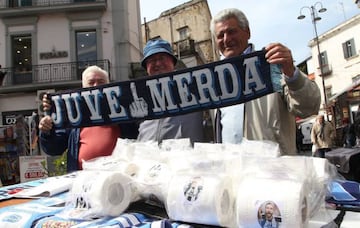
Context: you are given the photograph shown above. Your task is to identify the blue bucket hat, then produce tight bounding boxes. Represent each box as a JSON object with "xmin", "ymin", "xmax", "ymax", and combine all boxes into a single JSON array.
[{"xmin": 141, "ymin": 39, "xmax": 177, "ymax": 68}]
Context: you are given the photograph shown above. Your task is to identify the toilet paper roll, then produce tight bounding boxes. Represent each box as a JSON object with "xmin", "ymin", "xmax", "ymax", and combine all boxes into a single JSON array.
[
  {"xmin": 64, "ymin": 171, "xmax": 133, "ymax": 219},
  {"xmin": 236, "ymin": 177, "xmax": 309, "ymax": 228},
  {"xmin": 133, "ymin": 160, "xmax": 172, "ymax": 203},
  {"xmin": 123, "ymin": 162, "xmax": 141, "ymax": 178},
  {"xmin": 308, "ymin": 157, "xmax": 336, "ymax": 218},
  {"xmin": 166, "ymin": 174, "xmax": 233, "ymax": 227},
  {"xmin": 82, "ymin": 156, "xmax": 129, "ymax": 171},
  {"xmin": 311, "ymin": 157, "xmax": 337, "ymax": 182}
]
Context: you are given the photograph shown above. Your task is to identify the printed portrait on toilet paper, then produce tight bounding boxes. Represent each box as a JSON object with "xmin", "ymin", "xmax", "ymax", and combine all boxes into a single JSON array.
[
  {"xmin": 257, "ymin": 201, "xmax": 281, "ymax": 228},
  {"xmin": 184, "ymin": 176, "xmax": 203, "ymax": 202}
]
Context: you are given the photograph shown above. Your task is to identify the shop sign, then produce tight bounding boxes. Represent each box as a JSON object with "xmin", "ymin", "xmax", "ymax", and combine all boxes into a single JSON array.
[
  {"xmin": 39, "ymin": 49, "xmax": 68, "ymax": 60},
  {"xmin": 2, "ymin": 110, "xmax": 35, "ymax": 126},
  {"xmin": 4, "ymin": 115, "xmax": 16, "ymax": 125}
]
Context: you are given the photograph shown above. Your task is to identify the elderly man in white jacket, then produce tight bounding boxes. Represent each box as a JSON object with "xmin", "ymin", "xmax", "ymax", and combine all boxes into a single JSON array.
[{"xmin": 211, "ymin": 8, "xmax": 321, "ymax": 155}]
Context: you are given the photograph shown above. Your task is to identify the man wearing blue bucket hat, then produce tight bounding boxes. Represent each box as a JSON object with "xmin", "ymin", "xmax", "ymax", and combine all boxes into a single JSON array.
[{"xmin": 137, "ymin": 39, "xmax": 204, "ymax": 144}]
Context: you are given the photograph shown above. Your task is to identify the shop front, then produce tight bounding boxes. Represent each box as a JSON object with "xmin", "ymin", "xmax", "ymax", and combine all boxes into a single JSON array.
[
  {"xmin": 0, "ymin": 112, "xmax": 40, "ymax": 186},
  {"xmin": 328, "ymin": 79, "xmax": 360, "ymax": 147}
]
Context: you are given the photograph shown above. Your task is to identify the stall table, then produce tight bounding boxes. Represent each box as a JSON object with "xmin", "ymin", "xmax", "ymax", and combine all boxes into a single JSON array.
[
  {"xmin": 325, "ymin": 147, "xmax": 360, "ymax": 182},
  {"xmin": 0, "ymin": 177, "xmax": 360, "ymax": 227}
]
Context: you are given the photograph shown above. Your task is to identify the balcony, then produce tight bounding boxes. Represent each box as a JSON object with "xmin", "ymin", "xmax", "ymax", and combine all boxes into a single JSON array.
[
  {"xmin": 318, "ymin": 64, "xmax": 332, "ymax": 77},
  {"xmin": 173, "ymin": 38, "xmax": 196, "ymax": 57},
  {"xmin": 0, "ymin": 59, "xmax": 110, "ymax": 92},
  {"xmin": 0, "ymin": 0, "xmax": 107, "ymax": 18}
]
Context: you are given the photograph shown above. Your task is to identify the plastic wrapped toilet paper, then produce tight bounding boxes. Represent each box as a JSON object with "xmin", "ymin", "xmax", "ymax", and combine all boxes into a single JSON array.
[
  {"xmin": 236, "ymin": 177, "xmax": 309, "ymax": 228},
  {"xmin": 311, "ymin": 157, "xmax": 338, "ymax": 182},
  {"xmin": 111, "ymin": 138, "xmax": 136, "ymax": 159},
  {"xmin": 60, "ymin": 171, "xmax": 133, "ymax": 220},
  {"xmin": 82, "ymin": 156, "xmax": 129, "ymax": 171},
  {"xmin": 161, "ymin": 138, "xmax": 192, "ymax": 151},
  {"xmin": 134, "ymin": 160, "xmax": 172, "ymax": 203},
  {"xmin": 166, "ymin": 173, "xmax": 233, "ymax": 227},
  {"xmin": 82, "ymin": 156, "xmax": 140, "ymax": 179}
]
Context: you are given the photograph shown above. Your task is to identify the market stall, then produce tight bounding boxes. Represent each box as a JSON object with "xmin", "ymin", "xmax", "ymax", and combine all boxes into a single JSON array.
[
  {"xmin": 328, "ymin": 79, "xmax": 360, "ymax": 147},
  {"xmin": 0, "ymin": 124, "xmax": 21, "ymax": 186},
  {"xmin": 0, "ymin": 139, "xmax": 359, "ymax": 227},
  {"xmin": 325, "ymin": 147, "xmax": 360, "ymax": 182},
  {"xmin": 0, "ymin": 114, "xmax": 41, "ymax": 186}
]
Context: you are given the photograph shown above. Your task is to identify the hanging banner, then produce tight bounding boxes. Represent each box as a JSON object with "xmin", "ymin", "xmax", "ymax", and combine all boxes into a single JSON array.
[{"xmin": 48, "ymin": 50, "xmax": 274, "ymax": 129}]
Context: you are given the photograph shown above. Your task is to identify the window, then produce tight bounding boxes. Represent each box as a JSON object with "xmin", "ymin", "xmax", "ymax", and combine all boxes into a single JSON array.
[
  {"xmin": 352, "ymin": 74, "xmax": 360, "ymax": 83},
  {"xmin": 76, "ymin": 30, "xmax": 97, "ymax": 62},
  {"xmin": 318, "ymin": 51, "xmax": 328, "ymax": 67},
  {"xmin": 8, "ymin": 0, "xmax": 32, "ymax": 7},
  {"xmin": 325, "ymin": 86, "xmax": 332, "ymax": 103},
  {"xmin": 342, "ymin": 38, "xmax": 356, "ymax": 59},
  {"xmin": 178, "ymin": 27, "xmax": 189, "ymax": 40},
  {"xmin": 76, "ymin": 30, "xmax": 97, "ymax": 78},
  {"xmin": 318, "ymin": 51, "xmax": 332, "ymax": 76},
  {"xmin": 12, "ymin": 35, "xmax": 32, "ymax": 84}
]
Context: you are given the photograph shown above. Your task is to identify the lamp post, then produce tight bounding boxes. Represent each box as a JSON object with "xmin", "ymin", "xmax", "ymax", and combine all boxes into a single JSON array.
[{"xmin": 297, "ymin": 2, "xmax": 328, "ymax": 111}]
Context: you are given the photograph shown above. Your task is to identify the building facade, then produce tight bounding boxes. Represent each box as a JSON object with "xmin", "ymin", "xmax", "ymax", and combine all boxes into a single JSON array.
[
  {"xmin": 309, "ymin": 14, "xmax": 360, "ymax": 104},
  {"xmin": 304, "ymin": 14, "xmax": 360, "ymax": 144},
  {"xmin": 141, "ymin": 0, "xmax": 217, "ymax": 69},
  {"xmin": 0, "ymin": 0, "xmax": 142, "ymax": 125}
]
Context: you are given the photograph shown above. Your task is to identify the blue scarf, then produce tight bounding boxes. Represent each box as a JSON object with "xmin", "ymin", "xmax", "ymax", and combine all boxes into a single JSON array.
[{"xmin": 47, "ymin": 50, "xmax": 274, "ymax": 129}]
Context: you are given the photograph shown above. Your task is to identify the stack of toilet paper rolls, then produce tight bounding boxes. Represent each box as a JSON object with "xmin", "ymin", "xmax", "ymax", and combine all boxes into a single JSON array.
[
  {"xmin": 166, "ymin": 173, "xmax": 234, "ymax": 227},
  {"xmin": 63, "ymin": 139, "xmax": 334, "ymax": 227},
  {"xmin": 236, "ymin": 177, "xmax": 309, "ymax": 228},
  {"xmin": 62, "ymin": 170, "xmax": 134, "ymax": 220}
]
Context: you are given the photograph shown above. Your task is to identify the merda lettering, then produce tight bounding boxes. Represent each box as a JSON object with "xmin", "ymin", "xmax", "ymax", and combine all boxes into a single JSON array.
[{"xmin": 48, "ymin": 52, "xmax": 271, "ymax": 128}]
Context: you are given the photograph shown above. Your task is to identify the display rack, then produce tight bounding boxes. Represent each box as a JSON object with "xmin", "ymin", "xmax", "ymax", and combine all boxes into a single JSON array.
[{"xmin": 0, "ymin": 115, "xmax": 33, "ymax": 186}]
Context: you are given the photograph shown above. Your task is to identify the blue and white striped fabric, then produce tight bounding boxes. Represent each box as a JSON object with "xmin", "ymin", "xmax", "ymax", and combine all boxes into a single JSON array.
[
  {"xmin": 0, "ymin": 189, "xmax": 195, "ymax": 228},
  {"xmin": 34, "ymin": 212, "xmax": 194, "ymax": 228},
  {"xmin": 0, "ymin": 200, "xmax": 64, "ymax": 228}
]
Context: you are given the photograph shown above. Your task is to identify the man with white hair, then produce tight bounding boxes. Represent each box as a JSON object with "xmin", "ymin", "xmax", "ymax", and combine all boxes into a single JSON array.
[
  {"xmin": 211, "ymin": 8, "xmax": 321, "ymax": 155},
  {"xmin": 311, "ymin": 114, "xmax": 335, "ymax": 157},
  {"xmin": 38, "ymin": 66, "xmax": 137, "ymax": 172}
]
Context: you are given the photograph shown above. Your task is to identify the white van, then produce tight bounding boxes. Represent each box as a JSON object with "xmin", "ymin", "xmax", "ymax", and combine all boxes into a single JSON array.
[
  {"xmin": 297, "ymin": 117, "xmax": 316, "ymax": 151},
  {"xmin": 300, "ymin": 122, "xmax": 313, "ymax": 145}
]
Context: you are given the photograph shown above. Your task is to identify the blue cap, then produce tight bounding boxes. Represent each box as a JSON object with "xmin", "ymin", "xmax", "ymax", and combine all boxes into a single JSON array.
[{"xmin": 141, "ymin": 39, "xmax": 177, "ymax": 68}]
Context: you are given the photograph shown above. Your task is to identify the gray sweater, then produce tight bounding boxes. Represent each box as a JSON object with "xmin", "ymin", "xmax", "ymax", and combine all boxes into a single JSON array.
[{"xmin": 137, "ymin": 112, "xmax": 204, "ymax": 144}]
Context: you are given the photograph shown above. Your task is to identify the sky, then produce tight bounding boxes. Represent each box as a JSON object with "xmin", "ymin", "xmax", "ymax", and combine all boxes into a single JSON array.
[{"xmin": 139, "ymin": 0, "xmax": 360, "ymax": 64}]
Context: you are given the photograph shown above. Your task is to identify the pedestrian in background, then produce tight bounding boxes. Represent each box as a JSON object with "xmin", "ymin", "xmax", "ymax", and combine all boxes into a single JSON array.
[
  {"xmin": 311, "ymin": 114, "xmax": 335, "ymax": 158},
  {"xmin": 342, "ymin": 118, "xmax": 356, "ymax": 148},
  {"xmin": 296, "ymin": 126, "xmax": 304, "ymax": 153}
]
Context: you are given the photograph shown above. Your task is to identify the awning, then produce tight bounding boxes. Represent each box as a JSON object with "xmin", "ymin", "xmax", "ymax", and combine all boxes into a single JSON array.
[
  {"xmin": 296, "ymin": 115, "xmax": 317, "ymax": 124},
  {"xmin": 328, "ymin": 78, "xmax": 360, "ymax": 102}
]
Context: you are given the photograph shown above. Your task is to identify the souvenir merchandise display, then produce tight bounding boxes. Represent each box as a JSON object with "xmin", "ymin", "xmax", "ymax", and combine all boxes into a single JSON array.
[
  {"xmin": 14, "ymin": 172, "xmax": 78, "ymax": 198},
  {"xmin": 74, "ymin": 138, "xmax": 339, "ymax": 227},
  {"xmin": 59, "ymin": 171, "xmax": 133, "ymax": 220},
  {"xmin": 166, "ymin": 173, "xmax": 233, "ymax": 227},
  {"xmin": 236, "ymin": 177, "xmax": 309, "ymax": 228},
  {"xmin": 0, "ymin": 138, "xmax": 353, "ymax": 227}
]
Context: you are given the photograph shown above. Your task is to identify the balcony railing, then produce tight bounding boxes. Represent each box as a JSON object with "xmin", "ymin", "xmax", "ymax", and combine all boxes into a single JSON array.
[
  {"xmin": 318, "ymin": 64, "xmax": 332, "ymax": 77},
  {"xmin": 0, "ymin": 0, "xmax": 104, "ymax": 8},
  {"xmin": 0, "ymin": 0, "xmax": 107, "ymax": 17},
  {"xmin": 173, "ymin": 38, "xmax": 196, "ymax": 57},
  {"xmin": 0, "ymin": 59, "xmax": 110, "ymax": 87}
]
